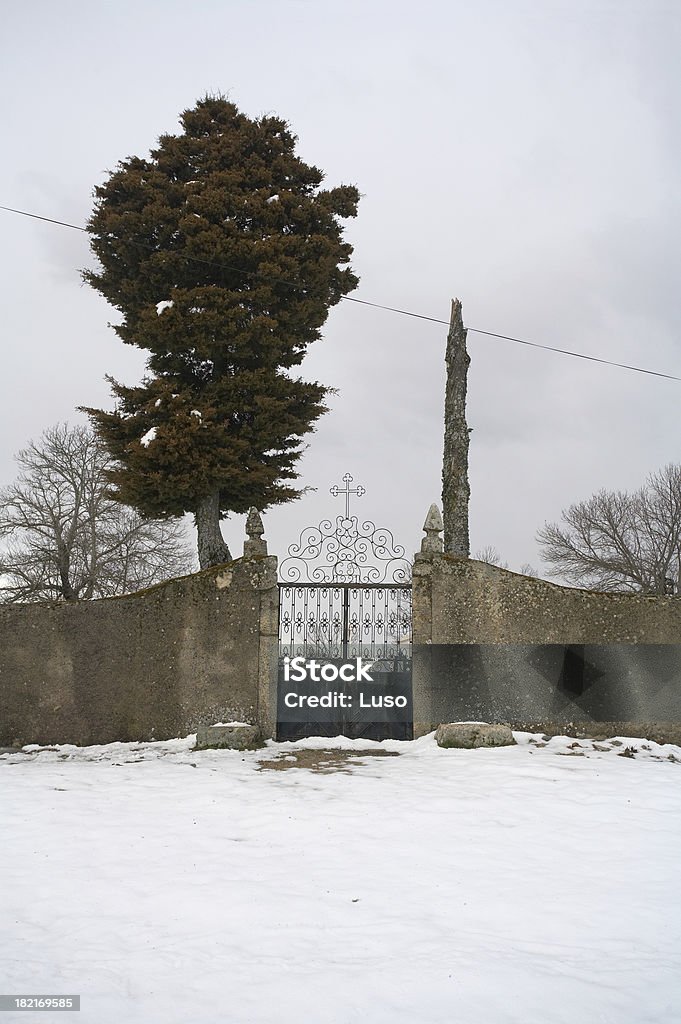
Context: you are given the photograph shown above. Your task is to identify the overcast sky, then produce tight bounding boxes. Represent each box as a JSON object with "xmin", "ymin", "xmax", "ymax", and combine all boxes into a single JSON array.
[{"xmin": 1, "ymin": 0, "xmax": 680, "ymax": 577}]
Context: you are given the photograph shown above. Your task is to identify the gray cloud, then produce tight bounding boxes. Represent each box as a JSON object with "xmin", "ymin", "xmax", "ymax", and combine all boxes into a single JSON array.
[{"xmin": 1, "ymin": 0, "xmax": 679, "ymax": 579}]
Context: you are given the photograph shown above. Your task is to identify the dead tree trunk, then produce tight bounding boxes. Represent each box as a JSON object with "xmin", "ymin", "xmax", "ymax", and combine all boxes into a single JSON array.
[
  {"xmin": 442, "ymin": 298, "xmax": 470, "ymax": 556},
  {"xmin": 195, "ymin": 491, "xmax": 233, "ymax": 569}
]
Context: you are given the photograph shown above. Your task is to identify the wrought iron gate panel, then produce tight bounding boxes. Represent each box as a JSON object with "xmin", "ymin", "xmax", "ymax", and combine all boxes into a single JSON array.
[
  {"xmin": 276, "ymin": 474, "xmax": 413, "ymax": 741},
  {"xmin": 279, "ymin": 583, "xmax": 412, "ymax": 661}
]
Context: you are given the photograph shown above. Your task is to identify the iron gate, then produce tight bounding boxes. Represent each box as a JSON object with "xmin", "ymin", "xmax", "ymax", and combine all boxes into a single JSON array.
[
  {"xmin": 279, "ymin": 583, "xmax": 413, "ymax": 661},
  {"xmin": 277, "ymin": 474, "xmax": 413, "ymax": 741}
]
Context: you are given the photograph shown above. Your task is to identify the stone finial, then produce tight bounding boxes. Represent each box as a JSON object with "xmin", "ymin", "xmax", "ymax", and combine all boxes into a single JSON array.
[
  {"xmin": 243, "ymin": 508, "xmax": 267, "ymax": 558},
  {"xmin": 420, "ymin": 503, "xmax": 444, "ymax": 556}
]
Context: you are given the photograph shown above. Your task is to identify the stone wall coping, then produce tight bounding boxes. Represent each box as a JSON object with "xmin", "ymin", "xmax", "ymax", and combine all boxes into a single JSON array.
[
  {"xmin": 0, "ymin": 555, "xmax": 279, "ymax": 613},
  {"xmin": 430, "ymin": 553, "xmax": 679, "ymax": 604}
]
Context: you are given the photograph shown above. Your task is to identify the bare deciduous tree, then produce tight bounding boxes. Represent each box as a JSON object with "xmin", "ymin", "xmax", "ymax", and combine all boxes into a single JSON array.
[
  {"xmin": 474, "ymin": 546, "xmax": 539, "ymax": 577},
  {"xmin": 475, "ymin": 545, "xmax": 508, "ymax": 568},
  {"xmin": 0, "ymin": 424, "xmax": 194, "ymax": 602},
  {"xmin": 537, "ymin": 464, "xmax": 681, "ymax": 594}
]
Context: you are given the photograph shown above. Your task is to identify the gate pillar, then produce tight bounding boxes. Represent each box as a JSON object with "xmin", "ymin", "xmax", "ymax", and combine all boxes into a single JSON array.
[
  {"xmin": 412, "ymin": 504, "xmax": 443, "ymax": 738},
  {"xmin": 242, "ymin": 509, "xmax": 280, "ymax": 739}
]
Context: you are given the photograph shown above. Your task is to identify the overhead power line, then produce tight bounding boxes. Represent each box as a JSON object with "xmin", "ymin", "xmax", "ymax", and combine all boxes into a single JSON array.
[
  {"xmin": 1, "ymin": 202, "xmax": 679, "ymax": 383},
  {"xmin": 344, "ymin": 297, "xmax": 681, "ymax": 382}
]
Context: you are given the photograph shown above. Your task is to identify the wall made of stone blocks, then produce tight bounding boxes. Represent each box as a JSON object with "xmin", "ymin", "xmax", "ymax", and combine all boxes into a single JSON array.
[
  {"xmin": 0, "ymin": 557, "xmax": 279, "ymax": 747},
  {"xmin": 412, "ymin": 554, "xmax": 681, "ymax": 736}
]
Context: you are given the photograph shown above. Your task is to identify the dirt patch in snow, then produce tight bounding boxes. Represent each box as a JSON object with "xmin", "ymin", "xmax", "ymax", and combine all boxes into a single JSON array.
[
  {"xmin": 510, "ymin": 720, "xmax": 681, "ymax": 745},
  {"xmin": 256, "ymin": 748, "xmax": 401, "ymax": 774}
]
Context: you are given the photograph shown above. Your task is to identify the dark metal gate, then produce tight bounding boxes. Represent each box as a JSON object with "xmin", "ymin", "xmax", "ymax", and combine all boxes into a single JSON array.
[{"xmin": 277, "ymin": 475, "xmax": 413, "ymax": 741}]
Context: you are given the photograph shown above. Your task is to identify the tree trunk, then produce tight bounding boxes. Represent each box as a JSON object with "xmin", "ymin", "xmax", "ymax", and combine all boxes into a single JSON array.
[
  {"xmin": 442, "ymin": 298, "xmax": 471, "ymax": 557},
  {"xmin": 56, "ymin": 542, "xmax": 77, "ymax": 601},
  {"xmin": 59, "ymin": 570, "xmax": 77, "ymax": 601},
  {"xmin": 195, "ymin": 491, "xmax": 232, "ymax": 569}
]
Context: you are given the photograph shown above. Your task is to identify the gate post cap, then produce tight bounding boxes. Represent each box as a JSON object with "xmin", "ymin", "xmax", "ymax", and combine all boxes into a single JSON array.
[
  {"xmin": 420, "ymin": 504, "xmax": 444, "ymax": 556},
  {"xmin": 244, "ymin": 508, "xmax": 268, "ymax": 558}
]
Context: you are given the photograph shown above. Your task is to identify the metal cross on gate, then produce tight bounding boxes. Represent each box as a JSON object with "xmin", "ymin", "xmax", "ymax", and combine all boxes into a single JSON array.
[
  {"xmin": 330, "ymin": 473, "xmax": 366, "ymax": 519},
  {"xmin": 278, "ymin": 472, "xmax": 411, "ymax": 585}
]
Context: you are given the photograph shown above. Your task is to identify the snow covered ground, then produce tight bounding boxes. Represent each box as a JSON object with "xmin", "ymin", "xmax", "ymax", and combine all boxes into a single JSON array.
[{"xmin": 2, "ymin": 731, "xmax": 680, "ymax": 1024}]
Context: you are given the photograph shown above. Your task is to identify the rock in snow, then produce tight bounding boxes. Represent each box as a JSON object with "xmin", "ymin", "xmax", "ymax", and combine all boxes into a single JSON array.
[{"xmin": 435, "ymin": 722, "xmax": 516, "ymax": 748}]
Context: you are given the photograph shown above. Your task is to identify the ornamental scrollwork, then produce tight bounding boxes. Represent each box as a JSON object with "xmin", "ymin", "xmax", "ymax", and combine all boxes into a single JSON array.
[{"xmin": 278, "ymin": 474, "xmax": 412, "ymax": 585}]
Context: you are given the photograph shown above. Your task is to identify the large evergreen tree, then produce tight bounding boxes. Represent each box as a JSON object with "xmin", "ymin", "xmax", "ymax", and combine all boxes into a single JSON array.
[{"xmin": 83, "ymin": 96, "xmax": 359, "ymax": 567}]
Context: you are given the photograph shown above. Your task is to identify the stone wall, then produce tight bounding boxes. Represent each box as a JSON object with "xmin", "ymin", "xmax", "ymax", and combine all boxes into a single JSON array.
[
  {"xmin": 412, "ymin": 553, "xmax": 681, "ymax": 735},
  {"xmin": 0, "ymin": 556, "xmax": 279, "ymax": 747},
  {"xmin": 5, "ymin": 533, "xmax": 681, "ymax": 748},
  {"xmin": 415, "ymin": 554, "xmax": 681, "ymax": 644}
]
